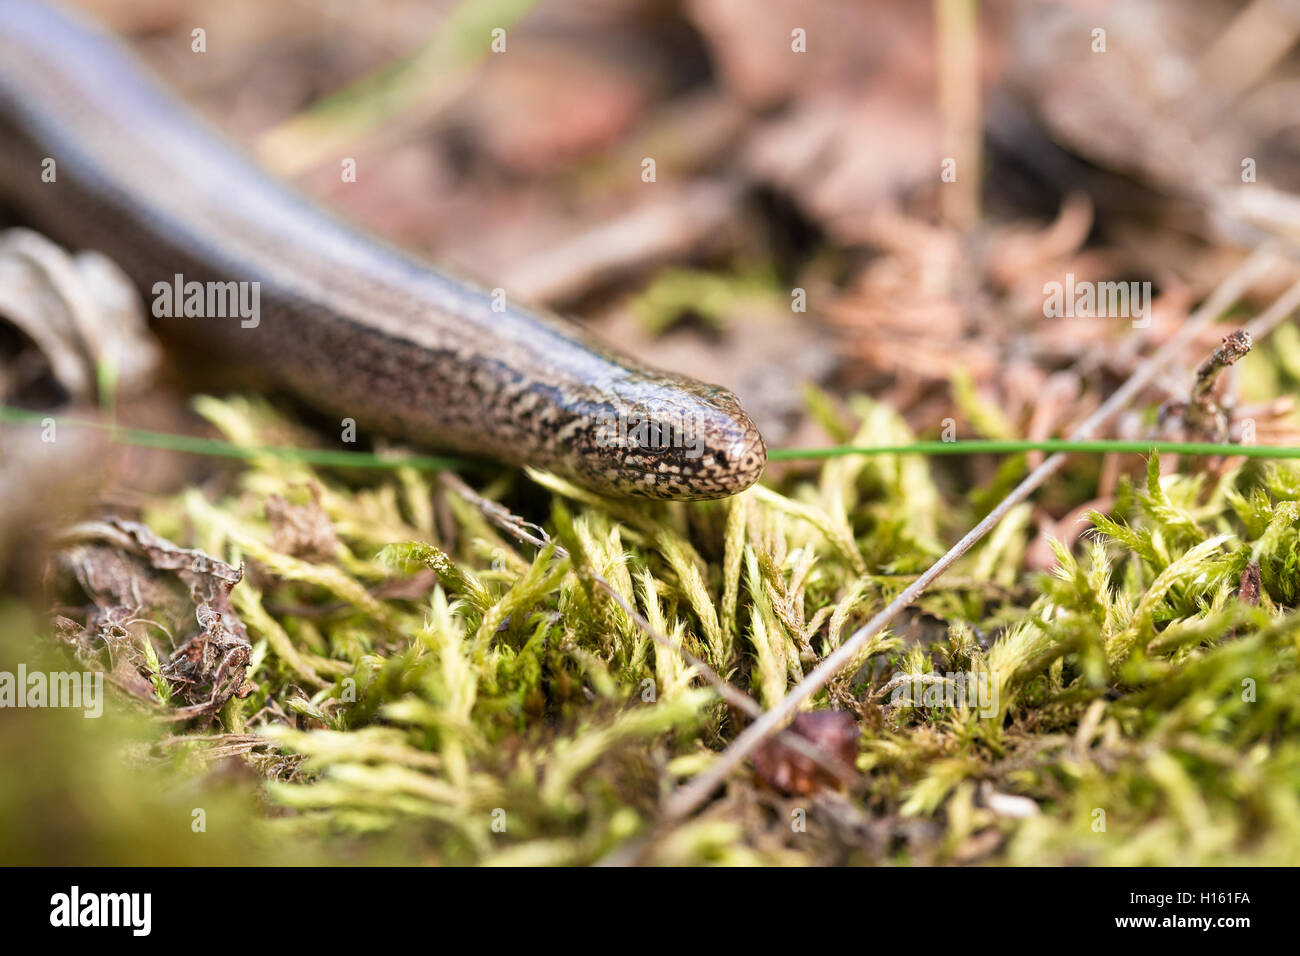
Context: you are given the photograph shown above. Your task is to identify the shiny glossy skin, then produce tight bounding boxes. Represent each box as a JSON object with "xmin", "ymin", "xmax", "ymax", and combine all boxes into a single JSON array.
[{"xmin": 0, "ymin": 0, "xmax": 766, "ymax": 499}]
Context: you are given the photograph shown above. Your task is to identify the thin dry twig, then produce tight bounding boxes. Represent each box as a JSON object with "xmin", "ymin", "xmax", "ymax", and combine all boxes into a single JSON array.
[
  {"xmin": 663, "ymin": 243, "xmax": 1288, "ymax": 821},
  {"xmin": 1162, "ymin": 329, "xmax": 1255, "ymax": 440},
  {"xmin": 1243, "ymin": 273, "xmax": 1300, "ymax": 339},
  {"xmin": 935, "ymin": 0, "xmax": 981, "ymax": 228}
]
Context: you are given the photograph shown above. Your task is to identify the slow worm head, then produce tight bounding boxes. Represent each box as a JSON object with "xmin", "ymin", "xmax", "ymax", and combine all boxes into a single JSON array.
[{"xmin": 0, "ymin": 0, "xmax": 767, "ymax": 500}]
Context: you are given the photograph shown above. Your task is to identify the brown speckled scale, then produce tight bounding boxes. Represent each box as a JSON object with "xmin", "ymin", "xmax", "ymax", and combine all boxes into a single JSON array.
[{"xmin": 0, "ymin": 0, "xmax": 766, "ymax": 500}]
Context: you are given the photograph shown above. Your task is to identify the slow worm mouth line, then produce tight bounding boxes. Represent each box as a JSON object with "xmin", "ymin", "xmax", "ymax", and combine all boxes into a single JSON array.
[{"xmin": 0, "ymin": 0, "xmax": 766, "ymax": 501}]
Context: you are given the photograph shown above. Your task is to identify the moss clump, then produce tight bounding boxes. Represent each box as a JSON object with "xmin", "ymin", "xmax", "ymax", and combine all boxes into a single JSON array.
[{"xmin": 7, "ymin": 387, "xmax": 1300, "ymax": 866}]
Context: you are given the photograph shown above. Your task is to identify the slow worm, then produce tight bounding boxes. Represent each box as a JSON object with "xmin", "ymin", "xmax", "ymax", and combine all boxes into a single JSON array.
[{"xmin": 0, "ymin": 0, "xmax": 766, "ymax": 499}]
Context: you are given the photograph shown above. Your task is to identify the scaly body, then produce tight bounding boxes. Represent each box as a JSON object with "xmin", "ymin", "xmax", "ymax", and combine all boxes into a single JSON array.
[{"xmin": 0, "ymin": 0, "xmax": 766, "ymax": 499}]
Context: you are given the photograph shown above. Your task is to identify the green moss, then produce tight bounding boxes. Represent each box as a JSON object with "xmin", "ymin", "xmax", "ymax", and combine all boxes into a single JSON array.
[{"xmin": 7, "ymin": 384, "xmax": 1300, "ymax": 866}]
